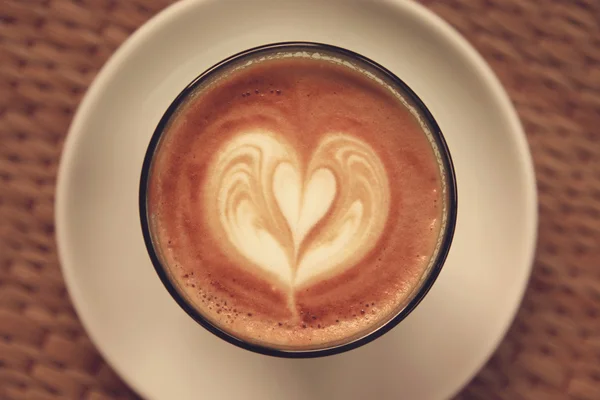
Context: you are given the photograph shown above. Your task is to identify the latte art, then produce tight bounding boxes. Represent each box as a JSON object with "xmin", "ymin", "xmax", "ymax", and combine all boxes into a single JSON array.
[
  {"xmin": 205, "ymin": 131, "xmax": 390, "ymax": 288},
  {"xmin": 146, "ymin": 51, "xmax": 447, "ymax": 350}
]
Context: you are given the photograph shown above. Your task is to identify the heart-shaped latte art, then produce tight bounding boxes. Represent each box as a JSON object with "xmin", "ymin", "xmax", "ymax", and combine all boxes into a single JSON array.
[{"xmin": 204, "ymin": 131, "xmax": 391, "ymax": 287}]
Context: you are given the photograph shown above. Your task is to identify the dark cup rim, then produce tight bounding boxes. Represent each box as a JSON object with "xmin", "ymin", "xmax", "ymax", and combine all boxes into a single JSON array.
[{"xmin": 139, "ymin": 41, "xmax": 458, "ymax": 358}]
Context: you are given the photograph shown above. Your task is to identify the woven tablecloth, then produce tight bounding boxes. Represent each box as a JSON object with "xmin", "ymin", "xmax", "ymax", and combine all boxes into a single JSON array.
[{"xmin": 1, "ymin": 0, "xmax": 599, "ymax": 399}]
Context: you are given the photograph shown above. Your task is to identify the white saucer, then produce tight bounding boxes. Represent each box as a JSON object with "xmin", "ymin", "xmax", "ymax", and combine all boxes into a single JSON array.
[{"xmin": 56, "ymin": 0, "xmax": 537, "ymax": 399}]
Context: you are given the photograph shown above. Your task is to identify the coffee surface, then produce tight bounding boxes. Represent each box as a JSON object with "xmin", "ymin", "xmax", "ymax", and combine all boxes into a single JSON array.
[{"xmin": 148, "ymin": 55, "xmax": 443, "ymax": 349}]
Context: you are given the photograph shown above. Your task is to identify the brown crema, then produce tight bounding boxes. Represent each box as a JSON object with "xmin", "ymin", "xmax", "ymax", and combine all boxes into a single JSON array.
[{"xmin": 147, "ymin": 55, "xmax": 443, "ymax": 349}]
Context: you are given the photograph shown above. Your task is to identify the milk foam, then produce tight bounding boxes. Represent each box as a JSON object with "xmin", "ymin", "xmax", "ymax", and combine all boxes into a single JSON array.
[
  {"xmin": 205, "ymin": 131, "xmax": 391, "ymax": 287},
  {"xmin": 149, "ymin": 54, "xmax": 446, "ymax": 348}
]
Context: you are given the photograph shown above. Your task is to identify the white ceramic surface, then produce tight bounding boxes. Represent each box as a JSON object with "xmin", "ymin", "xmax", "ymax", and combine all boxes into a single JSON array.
[{"xmin": 55, "ymin": 0, "xmax": 537, "ymax": 399}]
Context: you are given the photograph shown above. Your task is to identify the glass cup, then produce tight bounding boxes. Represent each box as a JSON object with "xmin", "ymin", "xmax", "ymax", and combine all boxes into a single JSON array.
[{"xmin": 139, "ymin": 42, "xmax": 457, "ymax": 358}]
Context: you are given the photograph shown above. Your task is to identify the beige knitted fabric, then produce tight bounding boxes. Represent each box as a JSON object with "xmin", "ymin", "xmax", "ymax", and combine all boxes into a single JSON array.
[{"xmin": 1, "ymin": 1, "xmax": 599, "ymax": 399}]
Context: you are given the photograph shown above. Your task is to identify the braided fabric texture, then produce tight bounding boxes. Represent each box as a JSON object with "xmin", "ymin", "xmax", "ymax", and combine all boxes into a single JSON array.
[{"xmin": 1, "ymin": 1, "xmax": 599, "ymax": 399}]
